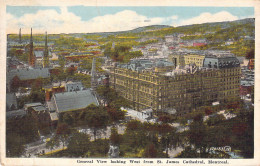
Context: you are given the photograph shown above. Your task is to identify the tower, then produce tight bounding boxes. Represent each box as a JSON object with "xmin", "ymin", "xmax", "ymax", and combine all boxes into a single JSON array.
[
  {"xmin": 43, "ymin": 31, "xmax": 49, "ymax": 68},
  {"xmin": 91, "ymin": 58, "xmax": 97, "ymax": 91},
  {"xmin": 28, "ymin": 28, "xmax": 35, "ymax": 67},
  {"xmin": 19, "ymin": 28, "xmax": 21, "ymax": 43}
]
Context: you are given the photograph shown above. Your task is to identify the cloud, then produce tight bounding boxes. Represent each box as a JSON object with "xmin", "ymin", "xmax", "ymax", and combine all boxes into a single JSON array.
[
  {"xmin": 174, "ymin": 11, "xmax": 239, "ymax": 27},
  {"xmin": 6, "ymin": 8, "xmax": 177, "ymax": 34}
]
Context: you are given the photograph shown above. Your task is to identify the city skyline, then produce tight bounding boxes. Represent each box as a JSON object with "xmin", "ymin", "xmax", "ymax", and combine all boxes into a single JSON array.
[{"xmin": 6, "ymin": 6, "xmax": 254, "ymax": 34}]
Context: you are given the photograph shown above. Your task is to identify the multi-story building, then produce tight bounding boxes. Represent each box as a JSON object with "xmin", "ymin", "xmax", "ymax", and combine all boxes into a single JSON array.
[
  {"xmin": 109, "ymin": 56, "xmax": 241, "ymax": 115},
  {"xmin": 184, "ymin": 54, "xmax": 205, "ymax": 67},
  {"xmin": 168, "ymin": 54, "xmax": 205, "ymax": 68}
]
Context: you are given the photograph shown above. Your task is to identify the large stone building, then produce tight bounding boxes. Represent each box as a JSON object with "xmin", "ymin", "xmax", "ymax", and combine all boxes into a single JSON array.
[
  {"xmin": 168, "ymin": 54, "xmax": 205, "ymax": 68},
  {"xmin": 109, "ymin": 56, "xmax": 241, "ymax": 115}
]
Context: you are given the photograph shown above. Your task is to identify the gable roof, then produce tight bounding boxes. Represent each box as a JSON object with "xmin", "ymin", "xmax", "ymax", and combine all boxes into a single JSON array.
[
  {"xmin": 53, "ymin": 89, "xmax": 99, "ymax": 113},
  {"xmin": 203, "ymin": 57, "xmax": 240, "ymax": 69},
  {"xmin": 7, "ymin": 68, "xmax": 50, "ymax": 83},
  {"xmin": 6, "ymin": 109, "xmax": 26, "ymax": 119}
]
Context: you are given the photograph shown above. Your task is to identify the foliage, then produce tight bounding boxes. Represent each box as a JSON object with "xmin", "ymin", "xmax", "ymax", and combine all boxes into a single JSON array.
[
  {"xmin": 107, "ymin": 107, "xmax": 126, "ymax": 124},
  {"xmin": 110, "ymin": 127, "xmax": 122, "ymax": 146},
  {"xmin": 6, "ymin": 132, "xmax": 26, "ymax": 157},
  {"xmin": 246, "ymin": 48, "xmax": 254, "ymax": 59},
  {"xmin": 143, "ymin": 143, "xmax": 157, "ymax": 158},
  {"xmin": 83, "ymin": 104, "xmax": 109, "ymax": 141},
  {"xmin": 67, "ymin": 132, "xmax": 91, "ymax": 157},
  {"xmin": 88, "ymin": 139, "xmax": 110, "ymax": 157},
  {"xmin": 102, "ymin": 43, "xmax": 143, "ymax": 63},
  {"xmin": 97, "ymin": 86, "xmax": 130, "ymax": 109},
  {"xmin": 6, "ymin": 113, "xmax": 41, "ymax": 157},
  {"xmin": 138, "ymin": 39, "xmax": 158, "ymax": 46},
  {"xmin": 55, "ymin": 123, "xmax": 72, "ymax": 149}
]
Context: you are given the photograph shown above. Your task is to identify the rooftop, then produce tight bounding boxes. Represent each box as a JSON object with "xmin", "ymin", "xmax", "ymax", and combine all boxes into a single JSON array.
[
  {"xmin": 117, "ymin": 58, "xmax": 174, "ymax": 72},
  {"xmin": 53, "ymin": 89, "xmax": 99, "ymax": 113},
  {"xmin": 7, "ymin": 68, "xmax": 50, "ymax": 83}
]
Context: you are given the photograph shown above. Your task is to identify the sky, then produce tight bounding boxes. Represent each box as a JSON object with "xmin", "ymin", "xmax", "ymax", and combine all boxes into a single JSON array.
[{"xmin": 6, "ymin": 6, "xmax": 254, "ymax": 34}]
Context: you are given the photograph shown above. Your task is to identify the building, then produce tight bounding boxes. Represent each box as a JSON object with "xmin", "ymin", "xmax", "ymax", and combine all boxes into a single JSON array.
[
  {"xmin": 65, "ymin": 82, "xmax": 83, "ymax": 92},
  {"xmin": 240, "ymin": 80, "xmax": 254, "ymax": 98},
  {"xmin": 109, "ymin": 56, "xmax": 241, "ymax": 115},
  {"xmin": 168, "ymin": 54, "xmax": 205, "ymax": 68},
  {"xmin": 184, "ymin": 55, "xmax": 205, "ymax": 67},
  {"xmin": 7, "ymin": 68, "xmax": 50, "ymax": 92},
  {"xmin": 168, "ymin": 54, "xmax": 185, "ymax": 68},
  {"xmin": 6, "ymin": 109, "xmax": 26, "ymax": 119},
  {"xmin": 48, "ymin": 89, "xmax": 99, "ymax": 114}
]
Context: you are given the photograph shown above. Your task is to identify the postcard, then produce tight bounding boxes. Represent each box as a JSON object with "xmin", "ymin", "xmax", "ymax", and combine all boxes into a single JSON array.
[{"xmin": 1, "ymin": 0, "xmax": 259, "ymax": 165}]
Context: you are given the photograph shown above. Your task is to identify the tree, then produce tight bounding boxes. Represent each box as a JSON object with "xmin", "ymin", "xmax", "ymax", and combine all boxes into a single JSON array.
[
  {"xmin": 110, "ymin": 127, "xmax": 121, "ymax": 146},
  {"xmin": 107, "ymin": 107, "xmax": 125, "ymax": 124},
  {"xmin": 10, "ymin": 76, "xmax": 20, "ymax": 92},
  {"xmin": 67, "ymin": 132, "xmax": 91, "ymax": 157},
  {"xmin": 89, "ymin": 139, "xmax": 110, "ymax": 157},
  {"xmin": 84, "ymin": 104, "xmax": 109, "ymax": 141},
  {"xmin": 56, "ymin": 123, "xmax": 72, "ymax": 149},
  {"xmin": 143, "ymin": 143, "xmax": 157, "ymax": 158},
  {"xmin": 157, "ymin": 124, "xmax": 175, "ymax": 157},
  {"xmin": 6, "ymin": 133, "xmax": 26, "ymax": 157},
  {"xmin": 187, "ymin": 117, "xmax": 209, "ymax": 157},
  {"xmin": 66, "ymin": 66, "xmax": 77, "ymax": 76},
  {"xmin": 206, "ymin": 114, "xmax": 225, "ymax": 126},
  {"xmin": 246, "ymin": 49, "xmax": 254, "ymax": 59},
  {"xmin": 63, "ymin": 112, "xmax": 74, "ymax": 126}
]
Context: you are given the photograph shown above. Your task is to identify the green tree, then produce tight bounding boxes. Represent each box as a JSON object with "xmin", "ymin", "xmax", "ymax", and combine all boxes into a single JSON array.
[
  {"xmin": 157, "ymin": 124, "xmax": 176, "ymax": 157},
  {"xmin": 246, "ymin": 49, "xmax": 254, "ymax": 59},
  {"xmin": 63, "ymin": 112, "xmax": 74, "ymax": 126},
  {"xmin": 107, "ymin": 107, "xmax": 125, "ymax": 124},
  {"xmin": 110, "ymin": 127, "xmax": 122, "ymax": 146},
  {"xmin": 187, "ymin": 114, "xmax": 209, "ymax": 157},
  {"xmin": 67, "ymin": 132, "xmax": 91, "ymax": 157},
  {"xmin": 6, "ymin": 133, "xmax": 26, "ymax": 157},
  {"xmin": 143, "ymin": 143, "xmax": 157, "ymax": 158},
  {"xmin": 84, "ymin": 104, "xmax": 109, "ymax": 141},
  {"xmin": 55, "ymin": 123, "xmax": 72, "ymax": 149}
]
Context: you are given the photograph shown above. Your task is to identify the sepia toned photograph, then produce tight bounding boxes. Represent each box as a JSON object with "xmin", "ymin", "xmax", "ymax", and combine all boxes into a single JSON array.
[{"xmin": 1, "ymin": 1, "xmax": 259, "ymax": 165}]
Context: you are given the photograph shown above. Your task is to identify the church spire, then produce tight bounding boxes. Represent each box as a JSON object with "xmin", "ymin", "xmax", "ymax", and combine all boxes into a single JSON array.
[
  {"xmin": 28, "ymin": 28, "xmax": 35, "ymax": 67},
  {"xmin": 91, "ymin": 58, "xmax": 97, "ymax": 91},
  {"xmin": 43, "ymin": 31, "xmax": 49, "ymax": 68}
]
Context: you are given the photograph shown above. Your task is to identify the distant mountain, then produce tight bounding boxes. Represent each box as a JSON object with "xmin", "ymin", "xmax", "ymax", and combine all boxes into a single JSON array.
[
  {"xmin": 126, "ymin": 25, "xmax": 172, "ymax": 33},
  {"xmin": 70, "ymin": 18, "xmax": 254, "ymax": 38},
  {"xmin": 71, "ymin": 25, "xmax": 172, "ymax": 37},
  {"xmin": 178, "ymin": 18, "xmax": 254, "ymax": 29}
]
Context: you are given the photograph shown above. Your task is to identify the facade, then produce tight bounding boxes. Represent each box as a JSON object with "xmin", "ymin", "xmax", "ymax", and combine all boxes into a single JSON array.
[
  {"xmin": 109, "ymin": 57, "xmax": 241, "ymax": 115},
  {"xmin": 168, "ymin": 54, "xmax": 205, "ymax": 68},
  {"xmin": 184, "ymin": 54, "xmax": 205, "ymax": 67},
  {"xmin": 7, "ymin": 68, "xmax": 50, "ymax": 92}
]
